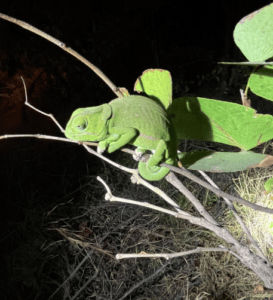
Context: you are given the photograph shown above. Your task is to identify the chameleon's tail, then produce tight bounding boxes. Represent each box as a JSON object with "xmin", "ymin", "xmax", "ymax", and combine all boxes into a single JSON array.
[{"xmin": 138, "ymin": 158, "xmax": 173, "ymax": 181}]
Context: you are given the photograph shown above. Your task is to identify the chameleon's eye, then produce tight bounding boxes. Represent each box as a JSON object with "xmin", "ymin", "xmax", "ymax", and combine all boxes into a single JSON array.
[{"xmin": 73, "ymin": 116, "xmax": 88, "ymax": 131}]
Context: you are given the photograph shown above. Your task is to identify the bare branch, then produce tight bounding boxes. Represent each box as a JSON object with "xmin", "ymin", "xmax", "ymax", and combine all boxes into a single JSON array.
[
  {"xmin": 166, "ymin": 173, "xmax": 219, "ymax": 225},
  {"xmin": 98, "ymin": 175, "xmax": 240, "ymax": 248},
  {"xmin": 19, "ymin": 76, "xmax": 65, "ymax": 132},
  {"xmin": 0, "ymin": 133, "xmax": 138, "ymax": 177},
  {"xmin": 0, "ymin": 134, "xmax": 77, "ymax": 143},
  {"xmin": 116, "ymin": 246, "xmax": 229, "ymax": 260},
  {"xmin": 97, "ymin": 176, "xmax": 191, "ymax": 218},
  {"xmin": 0, "ymin": 12, "xmax": 123, "ymax": 98},
  {"xmin": 165, "ymin": 164, "xmax": 273, "ymax": 215}
]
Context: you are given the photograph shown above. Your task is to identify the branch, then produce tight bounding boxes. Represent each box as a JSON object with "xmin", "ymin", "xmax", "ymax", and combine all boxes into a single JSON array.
[
  {"xmin": 97, "ymin": 176, "xmax": 190, "ymax": 218},
  {"xmin": 116, "ymin": 247, "xmax": 230, "ymax": 260},
  {"xmin": 1, "ymin": 133, "xmax": 140, "ymax": 178},
  {"xmin": 165, "ymin": 164, "xmax": 273, "ymax": 215},
  {"xmin": 98, "ymin": 174, "xmax": 273, "ymax": 288},
  {"xmin": 198, "ymin": 170, "xmax": 267, "ymax": 261},
  {"xmin": 166, "ymin": 173, "xmax": 219, "ymax": 225},
  {"xmin": 97, "ymin": 176, "xmax": 241, "ymax": 247},
  {"xmin": 19, "ymin": 76, "xmax": 65, "ymax": 132},
  {"xmin": 0, "ymin": 12, "xmax": 123, "ymax": 98}
]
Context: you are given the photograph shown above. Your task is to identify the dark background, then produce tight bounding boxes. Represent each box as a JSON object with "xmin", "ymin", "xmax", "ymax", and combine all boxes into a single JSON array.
[{"xmin": 0, "ymin": 0, "xmax": 272, "ymax": 299}]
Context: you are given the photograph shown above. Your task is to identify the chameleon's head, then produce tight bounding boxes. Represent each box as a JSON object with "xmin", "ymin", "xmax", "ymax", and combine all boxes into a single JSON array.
[{"xmin": 65, "ymin": 104, "xmax": 112, "ymax": 142}]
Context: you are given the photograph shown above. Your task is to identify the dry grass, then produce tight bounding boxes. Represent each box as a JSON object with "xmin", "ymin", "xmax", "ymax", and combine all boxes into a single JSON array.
[
  {"xmin": 41, "ymin": 167, "xmax": 273, "ymax": 299},
  {"xmin": 232, "ymin": 167, "xmax": 273, "ymax": 261}
]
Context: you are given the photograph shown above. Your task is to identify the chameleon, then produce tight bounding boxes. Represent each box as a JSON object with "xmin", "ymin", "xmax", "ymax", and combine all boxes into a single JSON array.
[{"xmin": 65, "ymin": 95, "xmax": 178, "ymax": 181}]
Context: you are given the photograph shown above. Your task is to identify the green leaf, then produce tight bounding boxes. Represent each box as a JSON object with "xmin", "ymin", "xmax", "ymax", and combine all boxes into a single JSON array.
[
  {"xmin": 248, "ymin": 65, "xmax": 273, "ymax": 101},
  {"xmin": 168, "ymin": 97, "xmax": 273, "ymax": 150},
  {"xmin": 178, "ymin": 151, "xmax": 273, "ymax": 172},
  {"xmin": 264, "ymin": 177, "xmax": 273, "ymax": 192},
  {"xmin": 234, "ymin": 3, "xmax": 273, "ymax": 61},
  {"xmin": 134, "ymin": 69, "xmax": 172, "ymax": 109}
]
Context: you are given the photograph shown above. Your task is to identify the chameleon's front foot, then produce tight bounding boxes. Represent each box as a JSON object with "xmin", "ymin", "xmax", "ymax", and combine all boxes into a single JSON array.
[
  {"xmin": 133, "ymin": 148, "xmax": 145, "ymax": 161},
  {"xmin": 97, "ymin": 141, "xmax": 108, "ymax": 154}
]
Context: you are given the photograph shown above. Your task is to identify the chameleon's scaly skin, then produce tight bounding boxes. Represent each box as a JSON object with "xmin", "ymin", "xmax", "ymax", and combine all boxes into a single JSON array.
[{"xmin": 65, "ymin": 95, "xmax": 177, "ymax": 181}]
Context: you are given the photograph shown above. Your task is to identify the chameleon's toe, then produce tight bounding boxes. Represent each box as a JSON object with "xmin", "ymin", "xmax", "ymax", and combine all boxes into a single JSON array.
[
  {"xmin": 133, "ymin": 149, "xmax": 144, "ymax": 161},
  {"xmin": 97, "ymin": 145, "xmax": 106, "ymax": 154},
  {"xmin": 98, "ymin": 141, "xmax": 108, "ymax": 154},
  {"xmin": 138, "ymin": 161, "xmax": 170, "ymax": 181}
]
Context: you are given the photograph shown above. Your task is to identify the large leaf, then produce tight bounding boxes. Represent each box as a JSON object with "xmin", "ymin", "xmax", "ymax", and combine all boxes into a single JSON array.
[
  {"xmin": 178, "ymin": 151, "xmax": 273, "ymax": 172},
  {"xmin": 134, "ymin": 69, "xmax": 172, "ymax": 109},
  {"xmin": 168, "ymin": 97, "xmax": 273, "ymax": 150},
  {"xmin": 234, "ymin": 3, "xmax": 273, "ymax": 62},
  {"xmin": 248, "ymin": 65, "xmax": 273, "ymax": 101}
]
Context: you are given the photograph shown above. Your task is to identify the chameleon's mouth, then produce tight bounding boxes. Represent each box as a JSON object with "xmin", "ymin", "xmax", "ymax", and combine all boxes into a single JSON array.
[{"xmin": 64, "ymin": 127, "xmax": 77, "ymax": 139}]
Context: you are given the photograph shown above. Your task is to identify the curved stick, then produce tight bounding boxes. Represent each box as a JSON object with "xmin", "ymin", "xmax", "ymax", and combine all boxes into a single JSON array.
[{"xmin": 0, "ymin": 12, "xmax": 124, "ymax": 98}]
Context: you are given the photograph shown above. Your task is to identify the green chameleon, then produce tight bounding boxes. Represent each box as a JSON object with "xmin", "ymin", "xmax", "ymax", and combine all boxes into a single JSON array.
[{"xmin": 65, "ymin": 95, "xmax": 178, "ymax": 181}]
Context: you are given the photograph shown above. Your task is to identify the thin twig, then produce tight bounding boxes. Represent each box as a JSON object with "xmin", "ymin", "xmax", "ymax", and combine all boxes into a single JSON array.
[
  {"xmin": 98, "ymin": 176, "xmax": 190, "ymax": 218},
  {"xmin": 116, "ymin": 260, "xmax": 170, "ymax": 300},
  {"xmin": 116, "ymin": 247, "xmax": 229, "ymax": 260},
  {"xmin": 165, "ymin": 164, "xmax": 273, "ymax": 215},
  {"xmin": 1, "ymin": 133, "xmax": 138, "ymax": 176},
  {"xmin": 239, "ymin": 88, "xmax": 251, "ymax": 108},
  {"xmin": 19, "ymin": 76, "xmax": 65, "ymax": 132},
  {"xmin": 98, "ymin": 175, "xmax": 191, "ymax": 216},
  {"xmin": 98, "ymin": 176, "xmax": 188, "ymax": 217},
  {"xmin": 0, "ymin": 12, "xmax": 123, "ymax": 98},
  {"xmin": 0, "ymin": 133, "xmax": 78, "ymax": 143},
  {"xmin": 70, "ymin": 259, "xmax": 101, "ymax": 300}
]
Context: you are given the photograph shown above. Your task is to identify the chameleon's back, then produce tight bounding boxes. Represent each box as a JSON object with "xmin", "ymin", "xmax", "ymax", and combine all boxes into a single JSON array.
[{"xmin": 109, "ymin": 95, "xmax": 171, "ymax": 145}]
